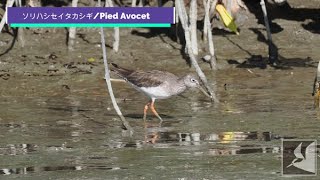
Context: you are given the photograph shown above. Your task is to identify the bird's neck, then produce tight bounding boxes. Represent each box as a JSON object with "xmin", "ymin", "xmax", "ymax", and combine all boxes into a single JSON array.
[{"xmin": 172, "ymin": 78, "xmax": 187, "ymax": 95}]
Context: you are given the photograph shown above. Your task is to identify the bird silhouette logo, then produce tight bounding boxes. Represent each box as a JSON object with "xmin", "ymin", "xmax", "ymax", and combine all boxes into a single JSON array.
[{"xmin": 285, "ymin": 141, "xmax": 317, "ymax": 174}]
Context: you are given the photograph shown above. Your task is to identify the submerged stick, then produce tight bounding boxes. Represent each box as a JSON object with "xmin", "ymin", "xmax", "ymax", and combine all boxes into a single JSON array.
[{"xmin": 100, "ymin": 27, "xmax": 133, "ymax": 134}]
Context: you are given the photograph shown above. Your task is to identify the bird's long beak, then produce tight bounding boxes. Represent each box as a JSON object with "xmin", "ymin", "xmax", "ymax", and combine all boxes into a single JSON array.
[{"xmin": 197, "ymin": 85, "xmax": 213, "ymax": 100}]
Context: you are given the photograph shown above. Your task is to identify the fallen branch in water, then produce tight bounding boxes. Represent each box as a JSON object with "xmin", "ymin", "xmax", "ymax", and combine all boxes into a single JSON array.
[
  {"xmin": 100, "ymin": 27, "xmax": 134, "ymax": 135},
  {"xmin": 97, "ymin": 0, "xmax": 133, "ymax": 135}
]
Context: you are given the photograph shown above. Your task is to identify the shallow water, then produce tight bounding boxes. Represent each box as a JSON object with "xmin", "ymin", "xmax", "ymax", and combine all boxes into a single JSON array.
[{"xmin": 1, "ymin": 65, "xmax": 320, "ymax": 179}]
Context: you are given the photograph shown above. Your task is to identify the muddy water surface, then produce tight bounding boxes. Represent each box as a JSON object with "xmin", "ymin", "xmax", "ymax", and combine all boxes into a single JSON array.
[{"xmin": 1, "ymin": 65, "xmax": 320, "ymax": 179}]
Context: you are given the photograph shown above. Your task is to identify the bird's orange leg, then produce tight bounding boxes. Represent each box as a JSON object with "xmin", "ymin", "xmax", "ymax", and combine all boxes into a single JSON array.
[
  {"xmin": 150, "ymin": 101, "xmax": 163, "ymax": 123},
  {"xmin": 143, "ymin": 102, "xmax": 150, "ymax": 123},
  {"xmin": 315, "ymin": 89, "xmax": 320, "ymax": 108}
]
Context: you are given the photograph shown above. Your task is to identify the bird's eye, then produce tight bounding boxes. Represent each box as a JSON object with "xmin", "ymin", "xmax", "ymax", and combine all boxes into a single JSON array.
[{"xmin": 191, "ymin": 78, "xmax": 196, "ymax": 83}]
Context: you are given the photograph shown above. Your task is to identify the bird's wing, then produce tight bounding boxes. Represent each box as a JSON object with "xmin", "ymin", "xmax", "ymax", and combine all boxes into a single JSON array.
[
  {"xmin": 126, "ymin": 70, "xmax": 178, "ymax": 88},
  {"xmin": 111, "ymin": 63, "xmax": 179, "ymax": 88},
  {"xmin": 110, "ymin": 63, "xmax": 134, "ymax": 78}
]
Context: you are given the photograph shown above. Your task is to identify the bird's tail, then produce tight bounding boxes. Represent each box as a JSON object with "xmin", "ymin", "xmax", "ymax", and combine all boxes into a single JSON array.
[{"xmin": 110, "ymin": 63, "xmax": 134, "ymax": 78}]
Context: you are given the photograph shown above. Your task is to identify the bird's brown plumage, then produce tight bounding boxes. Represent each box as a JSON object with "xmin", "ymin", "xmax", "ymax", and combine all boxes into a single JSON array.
[{"xmin": 111, "ymin": 63, "xmax": 178, "ymax": 88}]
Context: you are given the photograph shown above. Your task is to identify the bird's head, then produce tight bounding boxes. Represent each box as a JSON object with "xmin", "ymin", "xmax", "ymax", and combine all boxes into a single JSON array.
[
  {"xmin": 183, "ymin": 74, "xmax": 201, "ymax": 88},
  {"xmin": 183, "ymin": 74, "xmax": 212, "ymax": 99}
]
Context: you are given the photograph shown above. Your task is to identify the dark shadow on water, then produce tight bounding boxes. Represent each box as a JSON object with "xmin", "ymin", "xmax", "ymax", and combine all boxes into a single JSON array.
[
  {"xmin": 228, "ymin": 55, "xmax": 268, "ymax": 69},
  {"xmin": 276, "ymin": 56, "xmax": 317, "ymax": 68},
  {"xmin": 131, "ymin": 26, "xmax": 178, "ymax": 42},
  {"xmin": 249, "ymin": 28, "xmax": 268, "ymax": 44},
  {"xmin": 243, "ymin": 0, "xmax": 320, "ymax": 34},
  {"xmin": 228, "ymin": 55, "xmax": 316, "ymax": 70},
  {"xmin": 211, "ymin": 28, "xmax": 240, "ymax": 36},
  {"xmin": 225, "ymin": 28, "xmax": 316, "ymax": 69},
  {"xmin": 302, "ymin": 21, "xmax": 320, "ymax": 34}
]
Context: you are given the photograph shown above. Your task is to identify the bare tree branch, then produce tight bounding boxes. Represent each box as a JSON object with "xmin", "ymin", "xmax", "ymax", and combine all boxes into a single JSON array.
[
  {"xmin": 189, "ymin": 0, "xmax": 198, "ymax": 55},
  {"xmin": 176, "ymin": 0, "xmax": 218, "ymax": 103},
  {"xmin": 68, "ymin": 0, "xmax": 79, "ymax": 51},
  {"xmin": 205, "ymin": 0, "xmax": 218, "ymax": 70},
  {"xmin": 105, "ymin": 0, "xmax": 120, "ymax": 52},
  {"xmin": 0, "ymin": 0, "xmax": 15, "ymax": 33},
  {"xmin": 98, "ymin": 0, "xmax": 133, "ymax": 135},
  {"xmin": 260, "ymin": 0, "xmax": 278, "ymax": 64}
]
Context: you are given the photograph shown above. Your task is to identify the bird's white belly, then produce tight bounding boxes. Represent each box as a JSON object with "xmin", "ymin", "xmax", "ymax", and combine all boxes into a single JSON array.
[{"xmin": 139, "ymin": 87, "xmax": 171, "ymax": 99}]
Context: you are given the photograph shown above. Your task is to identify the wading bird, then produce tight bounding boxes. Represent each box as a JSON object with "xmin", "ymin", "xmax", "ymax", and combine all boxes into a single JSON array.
[{"xmin": 111, "ymin": 63, "xmax": 212, "ymax": 122}]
